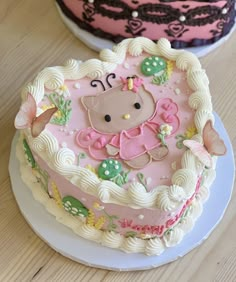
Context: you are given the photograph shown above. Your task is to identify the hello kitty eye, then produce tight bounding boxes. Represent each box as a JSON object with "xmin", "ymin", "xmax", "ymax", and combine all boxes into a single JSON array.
[
  {"xmin": 104, "ymin": 115, "xmax": 111, "ymax": 122},
  {"xmin": 134, "ymin": 103, "xmax": 141, "ymax": 109}
]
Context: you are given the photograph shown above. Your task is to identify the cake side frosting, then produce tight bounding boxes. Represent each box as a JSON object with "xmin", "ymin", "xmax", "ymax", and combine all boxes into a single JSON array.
[
  {"xmin": 15, "ymin": 37, "xmax": 227, "ymax": 255},
  {"xmin": 16, "ymin": 132, "xmax": 216, "ymax": 255},
  {"xmin": 56, "ymin": 0, "xmax": 236, "ymax": 48}
]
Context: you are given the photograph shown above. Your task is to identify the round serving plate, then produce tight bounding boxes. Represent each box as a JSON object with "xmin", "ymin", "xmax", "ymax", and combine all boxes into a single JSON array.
[
  {"xmin": 56, "ymin": 3, "xmax": 236, "ymax": 57},
  {"xmin": 9, "ymin": 113, "xmax": 235, "ymax": 271}
]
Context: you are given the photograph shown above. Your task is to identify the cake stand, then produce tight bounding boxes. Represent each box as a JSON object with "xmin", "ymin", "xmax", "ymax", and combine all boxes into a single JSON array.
[
  {"xmin": 56, "ymin": 4, "xmax": 236, "ymax": 58},
  {"xmin": 9, "ymin": 113, "xmax": 235, "ymax": 271}
]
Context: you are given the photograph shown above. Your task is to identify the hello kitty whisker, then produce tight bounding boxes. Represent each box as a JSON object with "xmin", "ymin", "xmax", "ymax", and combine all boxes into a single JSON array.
[
  {"xmin": 90, "ymin": 79, "xmax": 106, "ymax": 91},
  {"xmin": 106, "ymin": 73, "xmax": 116, "ymax": 88}
]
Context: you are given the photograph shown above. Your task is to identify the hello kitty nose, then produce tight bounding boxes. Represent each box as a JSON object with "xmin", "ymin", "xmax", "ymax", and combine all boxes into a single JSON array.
[{"xmin": 123, "ymin": 114, "xmax": 130, "ymax": 120}]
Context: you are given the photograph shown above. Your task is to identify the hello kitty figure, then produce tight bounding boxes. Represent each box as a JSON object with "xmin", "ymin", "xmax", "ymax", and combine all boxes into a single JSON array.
[{"xmin": 76, "ymin": 75, "xmax": 180, "ymax": 169}]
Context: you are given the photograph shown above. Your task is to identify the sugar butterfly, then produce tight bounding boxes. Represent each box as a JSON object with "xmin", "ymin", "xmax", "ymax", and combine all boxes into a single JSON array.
[
  {"xmin": 15, "ymin": 93, "xmax": 57, "ymax": 137},
  {"xmin": 183, "ymin": 120, "xmax": 227, "ymax": 168}
]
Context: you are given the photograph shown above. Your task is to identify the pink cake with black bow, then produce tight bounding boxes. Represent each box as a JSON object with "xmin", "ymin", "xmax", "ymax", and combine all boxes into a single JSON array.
[
  {"xmin": 15, "ymin": 38, "xmax": 226, "ymax": 255},
  {"xmin": 55, "ymin": 0, "xmax": 235, "ymax": 48}
]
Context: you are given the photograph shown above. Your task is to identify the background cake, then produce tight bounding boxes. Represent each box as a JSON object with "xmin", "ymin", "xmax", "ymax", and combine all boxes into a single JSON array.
[
  {"xmin": 55, "ymin": 0, "xmax": 236, "ymax": 48},
  {"xmin": 15, "ymin": 37, "xmax": 226, "ymax": 256}
]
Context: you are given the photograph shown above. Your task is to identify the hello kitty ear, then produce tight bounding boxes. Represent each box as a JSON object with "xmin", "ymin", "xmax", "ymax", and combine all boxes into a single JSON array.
[{"xmin": 81, "ymin": 95, "xmax": 98, "ymax": 110}]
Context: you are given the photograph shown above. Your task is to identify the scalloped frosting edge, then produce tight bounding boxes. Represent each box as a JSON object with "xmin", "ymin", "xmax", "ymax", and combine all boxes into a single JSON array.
[
  {"xmin": 20, "ymin": 37, "xmax": 214, "ymax": 211},
  {"xmin": 16, "ymin": 133, "xmax": 216, "ymax": 256}
]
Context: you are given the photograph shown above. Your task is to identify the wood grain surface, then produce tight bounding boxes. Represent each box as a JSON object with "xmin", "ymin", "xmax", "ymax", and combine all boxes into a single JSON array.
[{"xmin": 0, "ymin": 1, "xmax": 235, "ymax": 281}]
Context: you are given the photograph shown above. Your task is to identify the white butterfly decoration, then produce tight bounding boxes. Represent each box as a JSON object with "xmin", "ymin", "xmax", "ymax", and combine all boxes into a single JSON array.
[
  {"xmin": 183, "ymin": 120, "xmax": 227, "ymax": 168},
  {"xmin": 15, "ymin": 93, "xmax": 57, "ymax": 137}
]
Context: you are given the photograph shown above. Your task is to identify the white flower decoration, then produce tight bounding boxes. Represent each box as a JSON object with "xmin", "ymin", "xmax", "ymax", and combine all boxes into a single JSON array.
[
  {"xmin": 160, "ymin": 124, "xmax": 173, "ymax": 136},
  {"xmin": 55, "ymin": 84, "xmax": 70, "ymax": 97}
]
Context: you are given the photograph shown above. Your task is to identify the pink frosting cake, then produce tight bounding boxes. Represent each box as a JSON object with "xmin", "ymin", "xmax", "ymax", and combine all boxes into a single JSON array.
[
  {"xmin": 15, "ymin": 38, "xmax": 226, "ymax": 255},
  {"xmin": 55, "ymin": 0, "xmax": 235, "ymax": 48}
]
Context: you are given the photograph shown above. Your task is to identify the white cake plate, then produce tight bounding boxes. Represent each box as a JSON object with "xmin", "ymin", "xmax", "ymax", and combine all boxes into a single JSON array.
[
  {"xmin": 9, "ymin": 113, "xmax": 235, "ymax": 271},
  {"xmin": 56, "ymin": 3, "xmax": 236, "ymax": 58}
]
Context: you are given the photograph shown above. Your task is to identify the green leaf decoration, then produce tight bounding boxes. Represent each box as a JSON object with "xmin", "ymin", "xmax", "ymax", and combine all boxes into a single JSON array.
[
  {"xmin": 125, "ymin": 231, "xmax": 137, "ymax": 238},
  {"xmin": 110, "ymin": 170, "xmax": 130, "ymax": 187},
  {"xmin": 98, "ymin": 159, "xmax": 122, "ymax": 180},
  {"xmin": 62, "ymin": 196, "xmax": 88, "ymax": 217},
  {"xmin": 23, "ymin": 139, "xmax": 36, "ymax": 168},
  {"xmin": 47, "ymin": 93, "xmax": 72, "ymax": 126},
  {"xmin": 136, "ymin": 172, "xmax": 148, "ymax": 191},
  {"xmin": 152, "ymin": 71, "xmax": 169, "ymax": 85},
  {"xmin": 175, "ymin": 134, "xmax": 187, "ymax": 149},
  {"xmin": 77, "ymin": 152, "xmax": 87, "ymax": 166}
]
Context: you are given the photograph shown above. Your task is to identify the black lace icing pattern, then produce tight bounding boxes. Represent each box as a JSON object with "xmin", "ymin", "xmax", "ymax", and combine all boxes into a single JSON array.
[{"xmin": 56, "ymin": 0, "xmax": 235, "ymax": 48}]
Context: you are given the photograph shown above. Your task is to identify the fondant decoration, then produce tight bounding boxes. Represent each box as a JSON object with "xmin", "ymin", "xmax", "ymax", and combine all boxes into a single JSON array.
[
  {"xmin": 62, "ymin": 196, "xmax": 89, "ymax": 217},
  {"xmin": 141, "ymin": 56, "xmax": 173, "ymax": 85},
  {"xmin": 76, "ymin": 82, "xmax": 179, "ymax": 168},
  {"xmin": 47, "ymin": 93, "xmax": 72, "ymax": 126},
  {"xmin": 120, "ymin": 76, "xmax": 143, "ymax": 93},
  {"xmin": 176, "ymin": 125, "xmax": 198, "ymax": 149},
  {"xmin": 98, "ymin": 159, "xmax": 129, "ymax": 187},
  {"xmin": 157, "ymin": 124, "xmax": 173, "ymax": 146},
  {"xmin": 51, "ymin": 181, "xmax": 63, "ymax": 208},
  {"xmin": 55, "ymin": 84, "xmax": 70, "ymax": 97},
  {"xmin": 15, "ymin": 93, "xmax": 57, "ymax": 137},
  {"xmin": 77, "ymin": 152, "xmax": 87, "ymax": 166},
  {"xmin": 23, "ymin": 139, "xmax": 49, "ymax": 192},
  {"xmin": 183, "ymin": 120, "xmax": 227, "ymax": 167}
]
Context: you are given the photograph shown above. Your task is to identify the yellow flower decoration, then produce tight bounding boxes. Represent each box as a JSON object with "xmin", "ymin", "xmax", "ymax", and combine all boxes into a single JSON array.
[
  {"xmin": 185, "ymin": 126, "xmax": 197, "ymax": 139},
  {"xmin": 94, "ymin": 216, "xmax": 106, "ymax": 230},
  {"xmin": 56, "ymin": 84, "xmax": 70, "ymax": 97},
  {"xmin": 59, "ymin": 85, "xmax": 67, "ymax": 91},
  {"xmin": 51, "ymin": 181, "xmax": 63, "ymax": 208},
  {"xmin": 41, "ymin": 104, "xmax": 61, "ymax": 119},
  {"xmin": 54, "ymin": 110, "xmax": 62, "ymax": 119},
  {"xmin": 85, "ymin": 164, "xmax": 97, "ymax": 175},
  {"xmin": 41, "ymin": 104, "xmax": 55, "ymax": 111},
  {"xmin": 93, "ymin": 202, "xmax": 104, "ymax": 211}
]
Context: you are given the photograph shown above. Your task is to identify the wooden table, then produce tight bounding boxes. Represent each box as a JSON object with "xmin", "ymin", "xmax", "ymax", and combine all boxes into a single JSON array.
[{"xmin": 0, "ymin": 1, "xmax": 235, "ymax": 281}]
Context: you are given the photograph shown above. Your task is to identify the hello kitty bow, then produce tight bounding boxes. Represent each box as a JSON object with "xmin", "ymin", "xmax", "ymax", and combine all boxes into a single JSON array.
[{"xmin": 120, "ymin": 76, "xmax": 144, "ymax": 93}]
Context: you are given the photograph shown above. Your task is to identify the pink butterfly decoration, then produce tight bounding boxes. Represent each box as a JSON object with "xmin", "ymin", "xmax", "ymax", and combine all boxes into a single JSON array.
[
  {"xmin": 14, "ymin": 93, "xmax": 57, "ymax": 137},
  {"xmin": 183, "ymin": 120, "xmax": 227, "ymax": 168},
  {"xmin": 120, "ymin": 76, "xmax": 143, "ymax": 93}
]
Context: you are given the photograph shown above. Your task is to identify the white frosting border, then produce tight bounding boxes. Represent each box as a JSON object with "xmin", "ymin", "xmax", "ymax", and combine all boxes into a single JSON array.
[
  {"xmin": 16, "ymin": 133, "xmax": 216, "ymax": 256},
  {"xmin": 21, "ymin": 37, "xmax": 214, "ymax": 211}
]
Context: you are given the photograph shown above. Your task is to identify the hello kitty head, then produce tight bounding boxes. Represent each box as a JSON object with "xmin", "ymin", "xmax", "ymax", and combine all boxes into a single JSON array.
[{"xmin": 81, "ymin": 75, "xmax": 156, "ymax": 134}]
